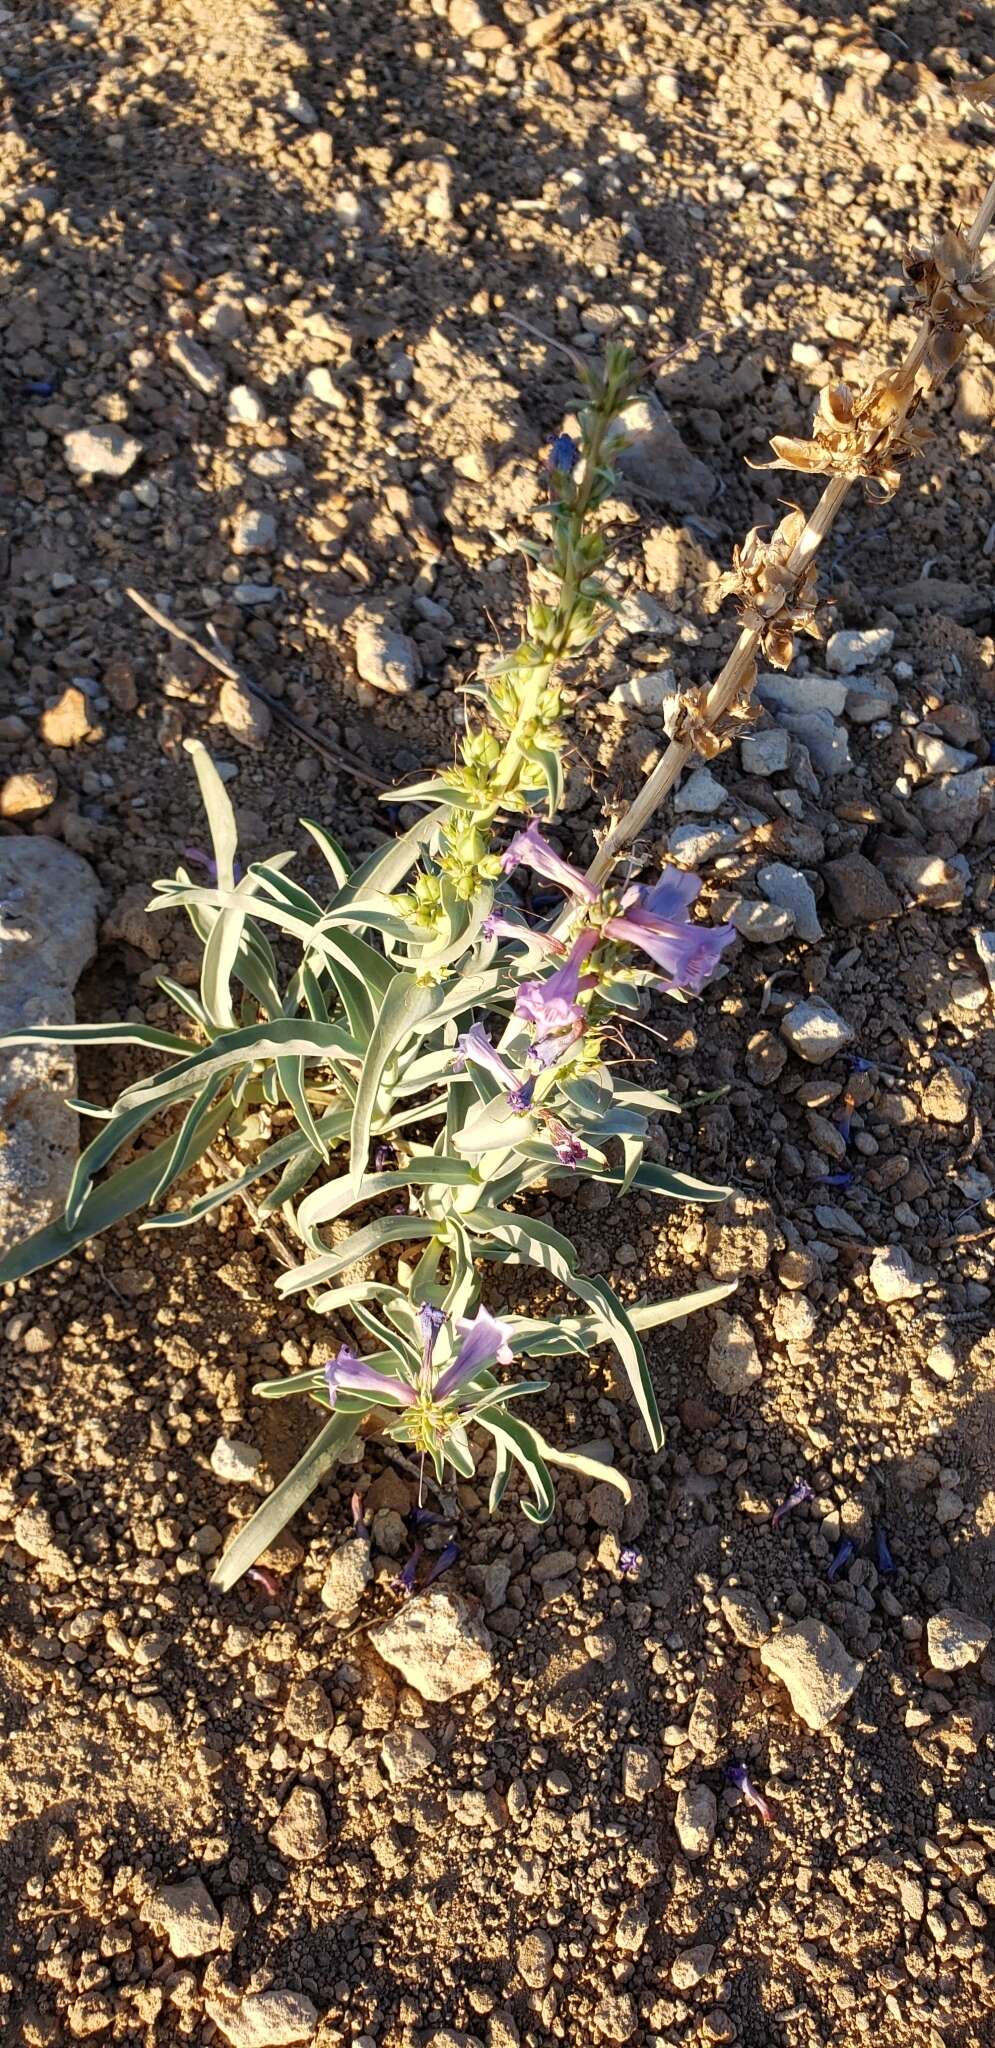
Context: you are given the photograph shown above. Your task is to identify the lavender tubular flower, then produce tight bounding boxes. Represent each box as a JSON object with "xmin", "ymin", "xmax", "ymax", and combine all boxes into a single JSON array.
[
  {"xmin": 827, "ymin": 1536, "xmax": 856, "ymax": 1581},
  {"xmin": 374, "ymin": 1141, "xmax": 398, "ymax": 1171},
  {"xmin": 543, "ymin": 1116, "xmax": 587, "ymax": 1167},
  {"xmin": 432, "ymin": 1306, "xmax": 514, "ymax": 1403},
  {"xmin": 549, "ymin": 433, "xmax": 579, "ymax": 474},
  {"xmin": 770, "ymin": 1477, "xmax": 814, "ymax": 1529},
  {"xmin": 604, "ymin": 867, "xmax": 734, "ymax": 993},
  {"xmin": 482, "ymin": 908, "xmax": 566, "ymax": 956},
  {"xmin": 874, "ymin": 1526, "xmax": 894, "ymax": 1575},
  {"xmin": 324, "ymin": 1346, "xmax": 416, "ymax": 1410},
  {"xmin": 515, "ymin": 929, "xmax": 599, "ymax": 1068},
  {"xmin": 454, "ymin": 1024, "xmax": 536, "ymax": 1112},
  {"xmin": 726, "ymin": 1763, "xmax": 774, "ymax": 1825},
  {"xmin": 422, "ymin": 1540, "xmax": 459, "ymax": 1588},
  {"xmin": 501, "ymin": 820, "xmax": 597, "ymax": 903}
]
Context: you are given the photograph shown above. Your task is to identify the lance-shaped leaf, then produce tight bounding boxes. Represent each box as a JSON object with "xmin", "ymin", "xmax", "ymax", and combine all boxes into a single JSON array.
[
  {"xmin": 296, "ymin": 1156, "xmax": 475, "ymax": 1237},
  {"xmin": 475, "ymin": 1410, "xmax": 555, "ymax": 1524},
  {"xmin": 0, "ymin": 1020, "xmax": 193, "ymax": 1058},
  {"xmin": 598, "ymin": 1161, "xmax": 731, "ymax": 1204},
  {"xmin": 186, "ymin": 739, "xmax": 238, "ymax": 891},
  {"xmin": 116, "ymin": 1017, "xmax": 358, "ymax": 1115},
  {"xmin": 348, "ymin": 974, "xmax": 446, "ymax": 1194},
  {"xmin": 275, "ymin": 1214, "xmax": 436, "ymax": 1296},
  {"xmin": 210, "ymin": 1409, "xmax": 359, "ymax": 1593}
]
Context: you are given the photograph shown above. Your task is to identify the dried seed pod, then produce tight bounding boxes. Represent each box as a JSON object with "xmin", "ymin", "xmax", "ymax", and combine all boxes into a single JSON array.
[
  {"xmin": 753, "ymin": 372, "xmax": 927, "ymax": 500},
  {"xmin": 715, "ymin": 511, "xmax": 829, "ymax": 671},
  {"xmin": 904, "ymin": 228, "xmax": 995, "ymax": 377}
]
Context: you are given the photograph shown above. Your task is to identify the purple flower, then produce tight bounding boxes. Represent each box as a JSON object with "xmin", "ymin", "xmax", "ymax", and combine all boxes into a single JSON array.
[
  {"xmin": 500, "ymin": 820, "xmax": 597, "ymax": 904},
  {"xmin": 181, "ymin": 845, "xmax": 244, "ymax": 885},
  {"xmin": 418, "ymin": 1303, "xmax": 446, "ymax": 1381},
  {"xmin": 827, "ymin": 1536, "xmax": 856, "ymax": 1581},
  {"xmin": 454, "ymin": 1024, "xmax": 536, "ymax": 1113},
  {"xmin": 422, "ymin": 1540, "xmax": 459, "ymax": 1588},
  {"xmin": 544, "ymin": 1116, "xmax": 587, "ymax": 1168},
  {"xmin": 850, "ymin": 1055, "xmax": 876, "ymax": 1074},
  {"xmin": 324, "ymin": 1345, "xmax": 416, "ymax": 1410},
  {"xmin": 619, "ymin": 1547, "xmax": 642, "ymax": 1576},
  {"xmin": 874, "ymin": 1526, "xmax": 894, "ymax": 1575},
  {"xmin": 247, "ymin": 1565, "xmax": 281, "ymax": 1598},
  {"xmin": 393, "ymin": 1543, "xmax": 423, "ymax": 1595},
  {"xmin": 409, "ymin": 1505, "xmax": 448, "ymax": 1533},
  {"xmin": 726, "ymin": 1763, "xmax": 773, "ymax": 1826},
  {"xmin": 515, "ymin": 929, "xmax": 600, "ymax": 1068},
  {"xmin": 604, "ymin": 867, "xmax": 734, "ymax": 993},
  {"xmin": 350, "ymin": 1490, "xmax": 368, "ymax": 1537},
  {"xmin": 814, "ymin": 1171, "xmax": 854, "ymax": 1188},
  {"xmin": 835, "ymin": 1113, "xmax": 852, "ymax": 1145},
  {"xmin": 549, "ymin": 433, "xmax": 579, "ymax": 474},
  {"xmin": 770, "ymin": 1477, "xmax": 814, "ymax": 1529},
  {"xmin": 374, "ymin": 1141, "xmax": 398, "ymax": 1172},
  {"xmin": 432, "ymin": 1307, "xmax": 514, "ymax": 1404},
  {"xmin": 482, "ymin": 908, "xmax": 566, "ymax": 956}
]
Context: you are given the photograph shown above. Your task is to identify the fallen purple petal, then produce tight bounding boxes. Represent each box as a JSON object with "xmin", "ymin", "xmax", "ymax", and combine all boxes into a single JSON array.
[
  {"xmin": 619, "ymin": 1546, "xmax": 642, "ymax": 1576},
  {"xmin": 374, "ymin": 1142, "xmax": 398, "ymax": 1172},
  {"xmin": 350, "ymin": 1491, "xmax": 368, "ymax": 1538},
  {"xmin": 392, "ymin": 1543, "xmax": 423, "ymax": 1595},
  {"xmin": 874, "ymin": 1526, "xmax": 894, "ymax": 1575},
  {"xmin": 814, "ymin": 1171, "xmax": 854, "ymax": 1187},
  {"xmin": 726, "ymin": 1762, "xmax": 774, "ymax": 1825},
  {"xmin": 247, "ymin": 1566, "xmax": 281, "ymax": 1598},
  {"xmin": 827, "ymin": 1536, "xmax": 856, "ymax": 1581},
  {"xmin": 770, "ymin": 1478, "xmax": 814, "ymax": 1529},
  {"xmin": 421, "ymin": 1540, "xmax": 459, "ymax": 1588}
]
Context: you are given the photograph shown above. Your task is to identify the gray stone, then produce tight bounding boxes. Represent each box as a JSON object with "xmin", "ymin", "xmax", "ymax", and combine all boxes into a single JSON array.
[
  {"xmin": 731, "ymin": 899, "xmax": 794, "ymax": 944},
  {"xmin": 673, "ymin": 765, "xmax": 727, "ymax": 815},
  {"xmin": 757, "ymin": 861, "xmax": 822, "ymax": 942},
  {"xmin": 232, "ymin": 582, "xmax": 278, "ymax": 606},
  {"xmin": 219, "ymin": 676, "xmax": 272, "ymax": 749},
  {"xmin": 149, "ymin": 1876, "xmax": 221, "ymax": 1958},
  {"xmin": 884, "ymin": 851, "xmax": 965, "ymax": 911},
  {"xmin": 268, "ymin": 1785, "xmax": 328, "ymax": 1862},
  {"xmin": 621, "ymin": 1744, "xmax": 661, "ymax": 1798},
  {"xmin": 844, "ymin": 673, "xmax": 899, "ymax": 722},
  {"xmin": 355, "ymin": 617, "xmax": 421, "ymax": 696},
  {"xmin": 672, "ymin": 1943, "xmax": 715, "ymax": 1990},
  {"xmin": 303, "ymin": 365, "xmax": 347, "ymax": 408},
  {"xmin": 927, "ymin": 1607, "xmax": 991, "ymax": 1672},
  {"xmin": 760, "ymin": 1617, "xmax": 863, "ymax": 1728},
  {"xmin": 720, "ymin": 1585, "xmax": 771, "ymax": 1645},
  {"xmin": 249, "ymin": 448, "xmax": 302, "ymax": 480},
  {"xmin": 609, "ymin": 668, "xmax": 679, "ymax": 728},
  {"xmin": 63, "ymin": 423, "xmax": 142, "ymax": 479},
  {"xmin": 616, "ymin": 393, "xmax": 716, "ymax": 514},
  {"xmin": 205, "ymin": 1990, "xmax": 319, "ymax": 2047},
  {"xmin": 0, "ymin": 839, "xmax": 101, "ymax": 1259},
  {"xmin": 757, "ymin": 671, "xmax": 848, "ymax": 717},
  {"xmin": 915, "ymin": 768, "xmax": 993, "ymax": 847},
  {"xmin": 975, "ymin": 930, "xmax": 995, "ymax": 993},
  {"xmin": 370, "ymin": 1591, "xmax": 494, "ymax": 1701},
  {"xmin": 780, "ymin": 997, "xmax": 853, "ymax": 1064},
  {"xmin": 381, "ymin": 1727, "xmax": 437, "ymax": 1785},
  {"xmin": 869, "ymin": 1245, "xmax": 923, "ymax": 1303},
  {"xmin": 210, "ymin": 1435, "xmax": 261, "ymax": 1483},
  {"xmin": 666, "ymin": 820, "xmax": 738, "ymax": 866},
  {"xmin": 320, "ymin": 1535, "xmax": 373, "ymax": 1618},
  {"xmin": 168, "ymin": 331, "xmax": 224, "ymax": 396},
  {"xmin": 821, "ymin": 853, "xmax": 901, "ymax": 927},
  {"xmin": 826, "ymin": 626, "xmax": 894, "ymax": 674},
  {"xmin": 707, "ymin": 1310, "xmax": 762, "ymax": 1395},
  {"xmin": 284, "ymin": 86, "xmax": 318, "ymax": 125},
  {"xmin": 912, "ymin": 732, "xmax": 976, "ymax": 777},
  {"xmin": 777, "ymin": 708, "xmax": 850, "ymax": 777},
  {"xmin": 228, "ymin": 383, "xmax": 267, "ymax": 425},
  {"xmin": 674, "ymin": 1783, "xmax": 716, "ymax": 1856},
  {"xmin": 740, "ymin": 727, "xmax": 789, "ymax": 776},
  {"xmin": 231, "ymin": 507, "xmax": 277, "ymax": 555}
]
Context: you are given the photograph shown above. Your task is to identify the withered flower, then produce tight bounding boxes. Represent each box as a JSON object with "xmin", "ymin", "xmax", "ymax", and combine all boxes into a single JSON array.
[
  {"xmin": 715, "ymin": 510, "xmax": 828, "ymax": 671},
  {"xmin": 904, "ymin": 228, "xmax": 995, "ymax": 376},
  {"xmin": 676, "ymin": 669, "xmax": 757, "ymax": 758},
  {"xmin": 754, "ymin": 374, "xmax": 927, "ymax": 501}
]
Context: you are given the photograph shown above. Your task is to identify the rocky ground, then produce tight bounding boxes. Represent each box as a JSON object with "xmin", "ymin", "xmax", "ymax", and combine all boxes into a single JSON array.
[{"xmin": 3, "ymin": 1, "xmax": 995, "ymax": 2044}]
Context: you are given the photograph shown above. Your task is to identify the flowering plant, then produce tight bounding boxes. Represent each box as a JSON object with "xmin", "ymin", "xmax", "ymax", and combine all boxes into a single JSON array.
[{"xmin": 0, "ymin": 345, "xmax": 736, "ymax": 1589}]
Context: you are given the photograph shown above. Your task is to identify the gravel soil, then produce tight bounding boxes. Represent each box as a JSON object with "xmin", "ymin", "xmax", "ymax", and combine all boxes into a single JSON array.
[{"xmin": 3, "ymin": 3, "xmax": 995, "ymax": 2046}]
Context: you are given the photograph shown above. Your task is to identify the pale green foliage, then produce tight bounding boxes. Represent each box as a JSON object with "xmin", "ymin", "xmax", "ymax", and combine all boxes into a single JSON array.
[{"xmin": 0, "ymin": 347, "xmax": 737, "ymax": 1589}]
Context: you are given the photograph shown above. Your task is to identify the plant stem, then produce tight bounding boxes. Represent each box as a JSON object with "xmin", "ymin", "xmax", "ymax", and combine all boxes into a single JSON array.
[{"xmin": 588, "ymin": 166, "xmax": 995, "ymax": 886}]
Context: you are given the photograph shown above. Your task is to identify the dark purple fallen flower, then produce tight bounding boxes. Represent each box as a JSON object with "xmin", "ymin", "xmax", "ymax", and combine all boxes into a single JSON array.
[
  {"xmin": 827, "ymin": 1537, "xmax": 856, "ymax": 1581},
  {"xmin": 771, "ymin": 1477, "xmax": 813, "ymax": 1529},
  {"xmin": 619, "ymin": 1546, "xmax": 642, "ymax": 1576},
  {"xmin": 874, "ymin": 1526, "xmax": 894, "ymax": 1575},
  {"xmin": 181, "ymin": 845, "xmax": 244, "ymax": 884},
  {"xmin": 247, "ymin": 1565, "xmax": 281, "ymax": 1598},
  {"xmin": 726, "ymin": 1762, "xmax": 773, "ymax": 1825},
  {"xmin": 22, "ymin": 378, "xmax": 56, "ymax": 398},
  {"xmin": 350, "ymin": 1491, "xmax": 368, "ymax": 1538},
  {"xmin": 422, "ymin": 1540, "xmax": 459, "ymax": 1589},
  {"xmin": 409, "ymin": 1505, "xmax": 448, "ymax": 1533},
  {"xmin": 374, "ymin": 1142, "xmax": 398, "ymax": 1172},
  {"xmin": 393, "ymin": 1543, "xmax": 423, "ymax": 1595},
  {"xmin": 834, "ymin": 1113, "xmax": 852, "ymax": 1144},
  {"xmin": 850, "ymin": 1055, "xmax": 876, "ymax": 1074},
  {"xmin": 814, "ymin": 1171, "xmax": 854, "ymax": 1188}
]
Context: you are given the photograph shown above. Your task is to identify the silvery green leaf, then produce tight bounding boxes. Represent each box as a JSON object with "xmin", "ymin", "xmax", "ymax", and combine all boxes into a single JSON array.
[
  {"xmin": 156, "ymin": 975, "xmax": 213, "ymax": 1033},
  {"xmin": 475, "ymin": 1410, "xmax": 554, "ymax": 1525},
  {"xmin": 629, "ymin": 1278, "xmax": 737, "ymax": 1328},
  {"xmin": 149, "ymin": 1077, "xmax": 223, "ymax": 1205},
  {"xmin": 322, "ymin": 898, "xmax": 415, "ymax": 943},
  {"xmin": 116, "ymin": 1018, "xmax": 357, "ymax": 1115},
  {"xmin": 453, "ymin": 1095, "xmax": 526, "ymax": 1159},
  {"xmin": 65, "ymin": 1098, "xmax": 164, "ymax": 1229},
  {"xmin": 253, "ymin": 1368, "xmax": 327, "ymax": 1400},
  {"xmin": 296, "ymin": 1156, "xmax": 475, "ymax": 1236},
  {"xmin": 349, "ymin": 974, "xmax": 446, "ymax": 1194},
  {"xmin": 300, "ymin": 817, "xmax": 352, "ymax": 891},
  {"xmin": 602, "ymin": 1161, "xmax": 731, "ymax": 1203},
  {"xmin": 382, "ymin": 778, "xmax": 466, "ymax": 806},
  {"xmin": 0, "ymin": 1021, "xmax": 192, "ymax": 1057},
  {"xmin": 210, "ymin": 1410, "xmax": 359, "ymax": 1593},
  {"xmin": 143, "ymin": 1110, "xmax": 350, "ymax": 1231},
  {"xmin": 185, "ymin": 739, "xmax": 238, "ymax": 891},
  {"xmin": 333, "ymin": 808, "xmax": 445, "ymax": 907},
  {"xmin": 275, "ymin": 1214, "xmax": 436, "ymax": 1296},
  {"xmin": 535, "ymin": 1433, "xmax": 631, "ymax": 1501},
  {"xmin": 530, "ymin": 743, "xmax": 563, "ymax": 820},
  {"xmin": 308, "ymin": 1280, "xmax": 405, "ymax": 1317},
  {"xmin": 444, "ymin": 1422, "xmax": 476, "ymax": 1479},
  {"xmin": 276, "ymin": 1056, "xmax": 330, "ymax": 1162},
  {"xmin": 0, "ymin": 1093, "xmax": 230, "ymax": 1285}
]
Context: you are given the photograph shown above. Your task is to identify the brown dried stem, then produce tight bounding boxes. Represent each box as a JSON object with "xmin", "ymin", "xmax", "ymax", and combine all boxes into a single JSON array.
[{"xmin": 587, "ymin": 167, "xmax": 995, "ymax": 889}]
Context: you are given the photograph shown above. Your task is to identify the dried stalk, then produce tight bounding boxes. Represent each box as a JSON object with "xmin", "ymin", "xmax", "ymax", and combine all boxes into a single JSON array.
[{"xmin": 587, "ymin": 167, "xmax": 995, "ymax": 888}]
